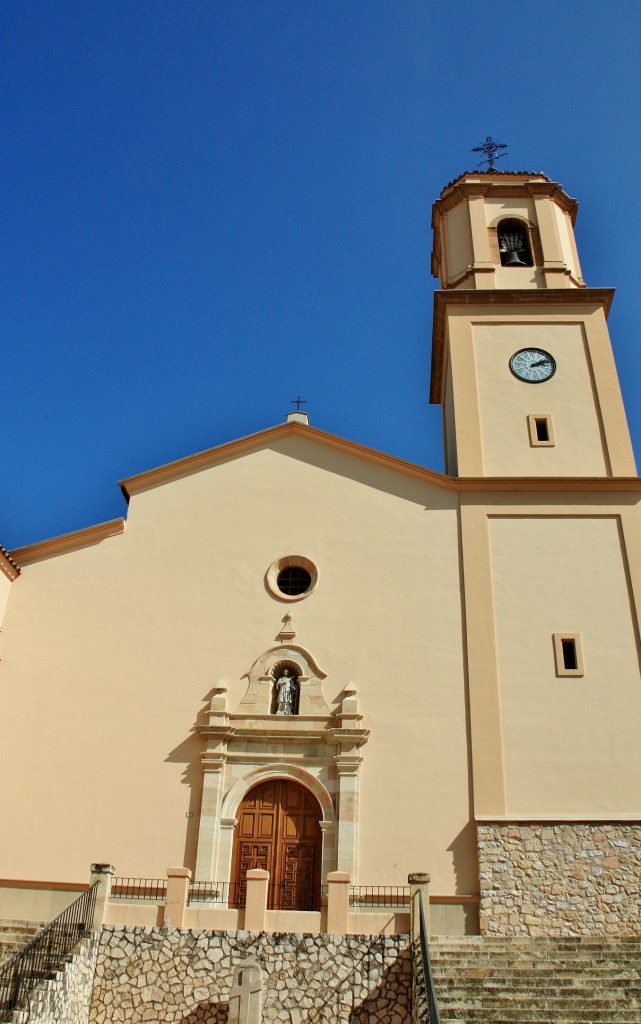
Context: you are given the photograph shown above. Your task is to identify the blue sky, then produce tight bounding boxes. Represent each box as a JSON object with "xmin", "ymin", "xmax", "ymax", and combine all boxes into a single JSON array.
[{"xmin": 3, "ymin": 1, "xmax": 641, "ymax": 549}]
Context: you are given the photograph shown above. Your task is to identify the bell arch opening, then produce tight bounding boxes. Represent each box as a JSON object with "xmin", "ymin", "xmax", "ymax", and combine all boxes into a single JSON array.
[{"xmin": 497, "ymin": 217, "xmax": 533, "ymax": 267}]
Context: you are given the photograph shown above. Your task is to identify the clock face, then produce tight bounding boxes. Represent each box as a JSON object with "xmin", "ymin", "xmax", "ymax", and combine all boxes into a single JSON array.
[{"xmin": 509, "ymin": 348, "xmax": 556, "ymax": 383}]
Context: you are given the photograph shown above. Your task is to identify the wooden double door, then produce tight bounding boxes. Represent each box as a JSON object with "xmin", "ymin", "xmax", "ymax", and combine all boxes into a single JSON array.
[{"xmin": 231, "ymin": 779, "xmax": 322, "ymax": 910}]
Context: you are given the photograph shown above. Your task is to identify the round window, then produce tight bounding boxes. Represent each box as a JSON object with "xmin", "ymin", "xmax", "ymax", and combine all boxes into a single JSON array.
[{"xmin": 266, "ymin": 556, "xmax": 318, "ymax": 602}]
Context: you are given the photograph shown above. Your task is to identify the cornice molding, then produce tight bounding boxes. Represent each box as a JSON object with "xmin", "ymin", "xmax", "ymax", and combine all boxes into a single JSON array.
[
  {"xmin": 476, "ymin": 814, "xmax": 641, "ymax": 823},
  {"xmin": 433, "ymin": 177, "xmax": 578, "ymax": 224},
  {"xmin": 10, "ymin": 518, "xmax": 125, "ymax": 566},
  {"xmin": 430, "ymin": 287, "xmax": 616, "ymax": 404},
  {"xmin": 119, "ymin": 420, "xmax": 461, "ymax": 496},
  {"xmin": 0, "ymin": 546, "xmax": 20, "ymax": 581},
  {"xmin": 457, "ymin": 477, "xmax": 641, "ymax": 494}
]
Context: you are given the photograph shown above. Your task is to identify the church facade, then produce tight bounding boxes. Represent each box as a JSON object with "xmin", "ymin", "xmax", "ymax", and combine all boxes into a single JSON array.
[{"xmin": 2, "ymin": 170, "xmax": 641, "ymax": 938}]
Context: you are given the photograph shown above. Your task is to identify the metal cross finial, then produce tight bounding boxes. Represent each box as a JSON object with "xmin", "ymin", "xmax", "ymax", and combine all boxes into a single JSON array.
[
  {"xmin": 471, "ymin": 136, "xmax": 508, "ymax": 171},
  {"xmin": 291, "ymin": 396, "xmax": 307, "ymax": 411}
]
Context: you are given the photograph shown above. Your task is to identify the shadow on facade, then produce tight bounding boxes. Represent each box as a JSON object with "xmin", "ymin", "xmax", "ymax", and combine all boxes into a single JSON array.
[
  {"xmin": 447, "ymin": 820, "xmax": 479, "ymax": 893},
  {"xmin": 166, "ymin": 727, "xmax": 206, "ymax": 871},
  {"xmin": 181, "ymin": 1001, "xmax": 229, "ymax": 1024},
  {"xmin": 307, "ymin": 947, "xmax": 412, "ymax": 1024}
]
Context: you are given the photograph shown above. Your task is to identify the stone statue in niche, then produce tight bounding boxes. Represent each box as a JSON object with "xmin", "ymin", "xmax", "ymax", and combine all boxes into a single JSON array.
[{"xmin": 275, "ymin": 668, "xmax": 298, "ymax": 715}]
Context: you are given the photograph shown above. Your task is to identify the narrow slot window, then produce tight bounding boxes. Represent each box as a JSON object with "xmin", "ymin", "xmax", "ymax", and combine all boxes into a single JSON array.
[
  {"xmin": 561, "ymin": 639, "xmax": 577, "ymax": 671},
  {"xmin": 528, "ymin": 414, "xmax": 555, "ymax": 447},
  {"xmin": 553, "ymin": 633, "xmax": 584, "ymax": 677}
]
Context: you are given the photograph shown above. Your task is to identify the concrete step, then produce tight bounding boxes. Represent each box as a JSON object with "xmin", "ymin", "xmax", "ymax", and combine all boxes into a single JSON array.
[
  {"xmin": 441, "ymin": 993, "xmax": 641, "ymax": 1006},
  {"xmin": 434, "ymin": 974, "xmax": 638, "ymax": 991},
  {"xmin": 432, "ymin": 947, "xmax": 641, "ymax": 957},
  {"xmin": 0, "ymin": 920, "xmax": 45, "ymax": 966},
  {"xmin": 441, "ymin": 1013, "xmax": 641, "ymax": 1023},
  {"xmin": 428, "ymin": 936, "xmax": 641, "ymax": 1024},
  {"xmin": 433, "ymin": 966, "xmax": 641, "ymax": 978},
  {"xmin": 432, "ymin": 957, "xmax": 641, "ymax": 971}
]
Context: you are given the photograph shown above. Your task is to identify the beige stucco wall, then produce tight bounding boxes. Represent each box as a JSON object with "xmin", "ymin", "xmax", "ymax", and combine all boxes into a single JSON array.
[
  {"xmin": 443, "ymin": 367, "xmax": 457, "ymax": 476},
  {"xmin": 473, "ymin": 321, "xmax": 608, "ymax": 477},
  {"xmin": 0, "ymin": 572, "xmax": 11, "ymax": 626},
  {"xmin": 488, "ymin": 513, "xmax": 641, "ymax": 814},
  {"xmin": 0, "ymin": 434, "xmax": 474, "ymax": 895},
  {"xmin": 443, "ymin": 302, "xmax": 636, "ymax": 478},
  {"xmin": 443, "ymin": 200, "xmax": 472, "ymax": 284},
  {"xmin": 552, "ymin": 202, "xmax": 580, "ymax": 281}
]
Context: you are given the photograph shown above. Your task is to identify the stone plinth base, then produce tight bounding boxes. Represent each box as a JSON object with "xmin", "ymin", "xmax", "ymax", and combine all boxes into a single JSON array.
[{"xmin": 477, "ymin": 821, "xmax": 641, "ymax": 937}]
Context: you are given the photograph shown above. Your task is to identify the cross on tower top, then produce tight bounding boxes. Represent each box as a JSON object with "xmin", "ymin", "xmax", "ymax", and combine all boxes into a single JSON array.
[
  {"xmin": 471, "ymin": 136, "xmax": 508, "ymax": 171},
  {"xmin": 291, "ymin": 396, "xmax": 307, "ymax": 411}
]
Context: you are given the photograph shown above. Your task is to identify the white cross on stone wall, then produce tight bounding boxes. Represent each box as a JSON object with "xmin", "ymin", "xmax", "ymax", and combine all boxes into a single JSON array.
[{"xmin": 228, "ymin": 961, "xmax": 264, "ymax": 1024}]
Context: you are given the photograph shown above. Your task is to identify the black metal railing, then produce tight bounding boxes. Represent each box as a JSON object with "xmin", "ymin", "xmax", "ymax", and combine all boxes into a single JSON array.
[
  {"xmin": 267, "ymin": 881, "xmax": 319, "ymax": 911},
  {"xmin": 415, "ymin": 890, "xmax": 441, "ymax": 1024},
  {"xmin": 188, "ymin": 879, "xmax": 323, "ymax": 911},
  {"xmin": 349, "ymin": 885, "xmax": 410, "ymax": 908},
  {"xmin": 188, "ymin": 880, "xmax": 242, "ymax": 905},
  {"xmin": 0, "ymin": 882, "xmax": 97, "ymax": 1018},
  {"xmin": 110, "ymin": 877, "xmax": 167, "ymax": 901}
]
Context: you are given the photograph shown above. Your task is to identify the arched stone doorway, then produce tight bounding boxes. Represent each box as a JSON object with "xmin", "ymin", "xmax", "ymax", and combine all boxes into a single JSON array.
[{"xmin": 231, "ymin": 779, "xmax": 322, "ymax": 910}]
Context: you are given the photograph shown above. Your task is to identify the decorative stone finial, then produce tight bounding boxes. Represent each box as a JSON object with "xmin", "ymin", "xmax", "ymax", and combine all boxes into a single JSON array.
[
  {"xmin": 209, "ymin": 681, "xmax": 227, "ymax": 715},
  {"xmin": 276, "ymin": 613, "xmax": 296, "ymax": 642}
]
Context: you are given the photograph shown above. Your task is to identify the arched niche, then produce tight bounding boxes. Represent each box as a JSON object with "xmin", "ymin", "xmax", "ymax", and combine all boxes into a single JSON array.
[{"xmin": 235, "ymin": 644, "xmax": 331, "ymax": 717}]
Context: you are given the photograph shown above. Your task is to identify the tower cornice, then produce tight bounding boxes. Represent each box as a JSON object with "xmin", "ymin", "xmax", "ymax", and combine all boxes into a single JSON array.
[{"xmin": 433, "ymin": 176, "xmax": 578, "ymax": 224}]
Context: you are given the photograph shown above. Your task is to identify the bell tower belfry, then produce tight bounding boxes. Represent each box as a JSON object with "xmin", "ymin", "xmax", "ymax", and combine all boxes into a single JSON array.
[{"xmin": 429, "ymin": 171, "xmax": 636, "ymax": 478}]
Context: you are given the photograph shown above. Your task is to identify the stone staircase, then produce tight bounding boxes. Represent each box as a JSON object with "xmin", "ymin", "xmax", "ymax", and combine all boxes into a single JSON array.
[
  {"xmin": 0, "ymin": 920, "xmax": 44, "ymax": 965},
  {"xmin": 429, "ymin": 936, "xmax": 641, "ymax": 1023}
]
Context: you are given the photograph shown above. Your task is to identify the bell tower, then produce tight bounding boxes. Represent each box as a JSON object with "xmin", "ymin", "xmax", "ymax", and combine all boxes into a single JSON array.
[{"xmin": 429, "ymin": 170, "xmax": 636, "ymax": 478}]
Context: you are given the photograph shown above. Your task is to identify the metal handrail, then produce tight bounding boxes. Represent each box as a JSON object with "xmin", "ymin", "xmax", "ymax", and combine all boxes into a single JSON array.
[
  {"xmin": 0, "ymin": 881, "xmax": 98, "ymax": 1017},
  {"xmin": 417, "ymin": 890, "xmax": 441, "ymax": 1024}
]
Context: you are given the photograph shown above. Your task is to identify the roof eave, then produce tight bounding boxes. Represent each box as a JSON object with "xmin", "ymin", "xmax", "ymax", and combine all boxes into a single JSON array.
[{"xmin": 118, "ymin": 419, "xmax": 459, "ymax": 497}]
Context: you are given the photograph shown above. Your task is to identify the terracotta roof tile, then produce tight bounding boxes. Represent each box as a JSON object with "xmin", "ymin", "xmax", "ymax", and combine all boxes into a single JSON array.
[{"xmin": 440, "ymin": 169, "xmax": 551, "ymax": 194}]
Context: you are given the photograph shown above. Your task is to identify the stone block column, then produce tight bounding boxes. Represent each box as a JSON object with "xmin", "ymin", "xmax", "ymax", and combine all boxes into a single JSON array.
[
  {"xmin": 195, "ymin": 758, "xmax": 226, "ymax": 880},
  {"xmin": 163, "ymin": 866, "xmax": 191, "ymax": 928},
  {"xmin": 408, "ymin": 872, "xmax": 431, "ymax": 943},
  {"xmin": 326, "ymin": 871, "xmax": 350, "ymax": 934},
  {"xmin": 89, "ymin": 863, "xmax": 113, "ymax": 932},
  {"xmin": 244, "ymin": 869, "xmax": 269, "ymax": 931},
  {"xmin": 335, "ymin": 755, "xmax": 361, "ymax": 877}
]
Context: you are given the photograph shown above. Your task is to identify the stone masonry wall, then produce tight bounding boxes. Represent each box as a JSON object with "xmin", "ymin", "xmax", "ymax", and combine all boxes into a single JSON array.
[
  {"xmin": 9, "ymin": 936, "xmax": 98, "ymax": 1024},
  {"xmin": 478, "ymin": 822, "xmax": 641, "ymax": 937},
  {"xmin": 89, "ymin": 926, "xmax": 411, "ymax": 1024}
]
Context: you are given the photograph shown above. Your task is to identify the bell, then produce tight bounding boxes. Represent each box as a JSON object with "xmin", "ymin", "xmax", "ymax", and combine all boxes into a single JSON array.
[
  {"xmin": 499, "ymin": 229, "xmax": 527, "ymax": 266},
  {"xmin": 504, "ymin": 248, "xmax": 527, "ymax": 266}
]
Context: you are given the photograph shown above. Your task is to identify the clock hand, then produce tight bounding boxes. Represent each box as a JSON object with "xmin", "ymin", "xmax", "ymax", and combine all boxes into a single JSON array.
[{"xmin": 530, "ymin": 358, "xmax": 550, "ymax": 367}]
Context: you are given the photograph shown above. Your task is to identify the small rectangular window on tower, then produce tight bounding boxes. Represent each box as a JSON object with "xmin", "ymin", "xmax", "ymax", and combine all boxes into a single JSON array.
[
  {"xmin": 553, "ymin": 633, "xmax": 584, "ymax": 677},
  {"xmin": 528, "ymin": 413, "xmax": 555, "ymax": 447}
]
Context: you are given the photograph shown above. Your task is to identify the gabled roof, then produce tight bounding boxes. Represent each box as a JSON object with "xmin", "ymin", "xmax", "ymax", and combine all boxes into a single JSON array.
[
  {"xmin": 118, "ymin": 419, "xmax": 456, "ymax": 498},
  {"xmin": 10, "ymin": 519, "xmax": 125, "ymax": 567},
  {"xmin": 8, "ymin": 420, "xmax": 641, "ymax": 569}
]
